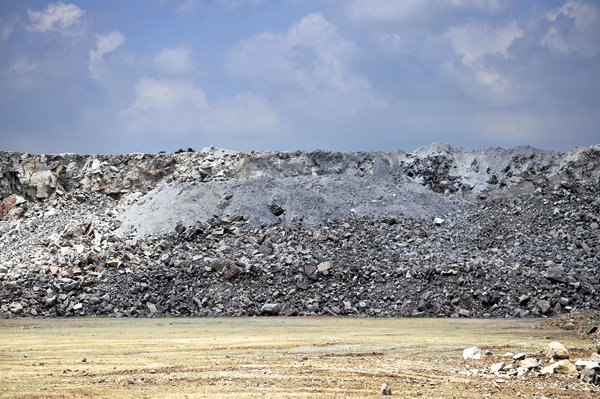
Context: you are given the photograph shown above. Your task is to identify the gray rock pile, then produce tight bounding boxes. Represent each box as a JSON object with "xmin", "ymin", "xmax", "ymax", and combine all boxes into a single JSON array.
[{"xmin": 0, "ymin": 144, "xmax": 598, "ymax": 318}]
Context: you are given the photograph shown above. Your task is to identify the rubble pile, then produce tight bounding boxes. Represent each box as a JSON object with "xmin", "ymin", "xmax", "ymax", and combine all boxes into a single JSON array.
[
  {"xmin": 465, "ymin": 340, "xmax": 600, "ymax": 387},
  {"xmin": 0, "ymin": 144, "xmax": 598, "ymax": 318}
]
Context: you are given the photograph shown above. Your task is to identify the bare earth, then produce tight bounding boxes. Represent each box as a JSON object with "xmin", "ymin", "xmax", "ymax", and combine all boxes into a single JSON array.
[{"xmin": 0, "ymin": 318, "xmax": 597, "ymax": 398}]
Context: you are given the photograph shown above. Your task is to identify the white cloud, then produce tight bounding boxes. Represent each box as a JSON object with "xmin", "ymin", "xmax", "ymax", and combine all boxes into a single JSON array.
[
  {"xmin": 447, "ymin": 21, "xmax": 523, "ymax": 66},
  {"xmin": 7, "ymin": 58, "xmax": 39, "ymax": 74},
  {"xmin": 89, "ymin": 31, "xmax": 125, "ymax": 80},
  {"xmin": 542, "ymin": 0, "xmax": 600, "ymax": 56},
  {"xmin": 1, "ymin": 16, "xmax": 21, "ymax": 42},
  {"xmin": 120, "ymin": 78, "xmax": 280, "ymax": 136},
  {"xmin": 546, "ymin": 0, "xmax": 600, "ymax": 28},
  {"xmin": 227, "ymin": 13, "xmax": 378, "ymax": 116},
  {"xmin": 344, "ymin": 0, "xmax": 501, "ymax": 22},
  {"xmin": 175, "ymin": 0, "xmax": 265, "ymax": 12},
  {"xmin": 444, "ymin": 21, "xmax": 522, "ymax": 97},
  {"xmin": 153, "ymin": 48, "xmax": 194, "ymax": 75},
  {"xmin": 26, "ymin": 2, "xmax": 85, "ymax": 36},
  {"xmin": 125, "ymin": 77, "xmax": 207, "ymax": 112}
]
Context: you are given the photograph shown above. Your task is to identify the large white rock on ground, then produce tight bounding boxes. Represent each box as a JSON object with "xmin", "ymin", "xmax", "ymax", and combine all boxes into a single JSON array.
[
  {"xmin": 463, "ymin": 346, "xmax": 481, "ymax": 360},
  {"xmin": 545, "ymin": 341, "xmax": 569, "ymax": 359}
]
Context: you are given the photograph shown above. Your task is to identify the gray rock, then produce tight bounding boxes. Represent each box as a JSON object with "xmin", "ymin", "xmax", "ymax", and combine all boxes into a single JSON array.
[
  {"xmin": 380, "ymin": 382, "xmax": 392, "ymax": 395},
  {"xmin": 536, "ymin": 299, "xmax": 551, "ymax": 314},
  {"xmin": 146, "ymin": 302, "xmax": 158, "ymax": 314},
  {"xmin": 545, "ymin": 266, "xmax": 566, "ymax": 283},
  {"xmin": 260, "ymin": 303, "xmax": 281, "ymax": 315},
  {"xmin": 580, "ymin": 368, "xmax": 597, "ymax": 384}
]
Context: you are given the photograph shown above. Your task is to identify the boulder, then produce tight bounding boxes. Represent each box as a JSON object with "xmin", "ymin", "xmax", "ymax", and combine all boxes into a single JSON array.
[
  {"xmin": 463, "ymin": 346, "xmax": 481, "ymax": 360},
  {"xmin": 580, "ymin": 368, "xmax": 597, "ymax": 385},
  {"xmin": 260, "ymin": 303, "xmax": 281, "ymax": 315},
  {"xmin": 545, "ymin": 341, "xmax": 569, "ymax": 360},
  {"xmin": 545, "ymin": 266, "xmax": 566, "ymax": 283}
]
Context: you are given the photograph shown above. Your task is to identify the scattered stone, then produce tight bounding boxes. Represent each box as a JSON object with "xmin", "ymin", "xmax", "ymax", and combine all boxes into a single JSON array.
[
  {"xmin": 541, "ymin": 359, "xmax": 577, "ymax": 375},
  {"xmin": 580, "ymin": 368, "xmax": 597, "ymax": 384},
  {"xmin": 513, "ymin": 352, "xmax": 526, "ymax": 361},
  {"xmin": 520, "ymin": 358, "xmax": 542, "ymax": 369},
  {"xmin": 146, "ymin": 302, "xmax": 158, "ymax": 314},
  {"xmin": 380, "ymin": 382, "xmax": 391, "ymax": 395},
  {"xmin": 544, "ymin": 266, "xmax": 566, "ymax": 283},
  {"xmin": 463, "ymin": 346, "xmax": 481, "ymax": 360},
  {"xmin": 546, "ymin": 342, "xmax": 569, "ymax": 360},
  {"xmin": 260, "ymin": 303, "xmax": 281, "ymax": 316},
  {"xmin": 489, "ymin": 362, "xmax": 504, "ymax": 373},
  {"xmin": 316, "ymin": 261, "xmax": 332, "ymax": 273},
  {"xmin": 536, "ymin": 300, "xmax": 551, "ymax": 314},
  {"xmin": 267, "ymin": 200, "xmax": 284, "ymax": 217},
  {"xmin": 575, "ymin": 360, "xmax": 600, "ymax": 371}
]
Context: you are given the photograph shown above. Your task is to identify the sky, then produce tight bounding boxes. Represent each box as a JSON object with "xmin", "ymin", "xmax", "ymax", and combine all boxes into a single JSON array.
[{"xmin": 0, "ymin": 0, "xmax": 599, "ymax": 154}]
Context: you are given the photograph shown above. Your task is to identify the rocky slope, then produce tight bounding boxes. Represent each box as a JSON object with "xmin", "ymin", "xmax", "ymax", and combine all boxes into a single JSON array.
[{"xmin": 0, "ymin": 144, "xmax": 598, "ymax": 318}]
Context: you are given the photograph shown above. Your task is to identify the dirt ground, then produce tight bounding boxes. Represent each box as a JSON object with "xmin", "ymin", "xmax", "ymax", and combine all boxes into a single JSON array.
[{"xmin": 0, "ymin": 317, "xmax": 597, "ymax": 398}]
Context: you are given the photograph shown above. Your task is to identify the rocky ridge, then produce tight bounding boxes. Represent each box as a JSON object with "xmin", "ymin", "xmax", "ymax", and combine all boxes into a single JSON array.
[{"xmin": 0, "ymin": 144, "xmax": 598, "ymax": 319}]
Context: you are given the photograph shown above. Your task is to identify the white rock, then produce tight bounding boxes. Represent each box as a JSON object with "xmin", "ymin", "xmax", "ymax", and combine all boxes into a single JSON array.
[
  {"xmin": 463, "ymin": 346, "xmax": 481, "ymax": 360},
  {"xmin": 489, "ymin": 362, "xmax": 504, "ymax": 373},
  {"xmin": 575, "ymin": 360, "xmax": 600, "ymax": 371},
  {"xmin": 520, "ymin": 358, "xmax": 542, "ymax": 369}
]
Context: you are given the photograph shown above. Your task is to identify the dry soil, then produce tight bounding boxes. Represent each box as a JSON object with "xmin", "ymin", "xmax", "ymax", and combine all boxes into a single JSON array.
[{"xmin": 0, "ymin": 318, "xmax": 597, "ymax": 398}]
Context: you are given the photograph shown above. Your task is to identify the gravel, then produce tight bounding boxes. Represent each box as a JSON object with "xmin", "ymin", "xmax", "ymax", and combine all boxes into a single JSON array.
[{"xmin": 0, "ymin": 143, "xmax": 598, "ymax": 319}]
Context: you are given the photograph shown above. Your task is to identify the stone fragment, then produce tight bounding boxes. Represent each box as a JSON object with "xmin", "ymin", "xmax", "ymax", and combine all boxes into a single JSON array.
[
  {"xmin": 317, "ymin": 261, "xmax": 332, "ymax": 273},
  {"xmin": 520, "ymin": 358, "xmax": 542, "ymax": 369},
  {"xmin": 489, "ymin": 362, "xmax": 504, "ymax": 373},
  {"xmin": 304, "ymin": 264, "xmax": 318, "ymax": 280},
  {"xmin": 575, "ymin": 360, "xmax": 600, "ymax": 371},
  {"xmin": 545, "ymin": 266, "xmax": 566, "ymax": 283},
  {"xmin": 146, "ymin": 302, "xmax": 158, "ymax": 314},
  {"xmin": 224, "ymin": 263, "xmax": 239, "ymax": 280},
  {"xmin": 536, "ymin": 299, "xmax": 551, "ymax": 314},
  {"xmin": 463, "ymin": 346, "xmax": 481, "ymax": 360},
  {"xmin": 541, "ymin": 359, "xmax": 577, "ymax": 375},
  {"xmin": 580, "ymin": 368, "xmax": 597, "ymax": 384},
  {"xmin": 175, "ymin": 222, "xmax": 186, "ymax": 235},
  {"xmin": 267, "ymin": 201, "xmax": 284, "ymax": 216},
  {"xmin": 553, "ymin": 359, "xmax": 577, "ymax": 374},
  {"xmin": 433, "ymin": 217, "xmax": 444, "ymax": 225},
  {"xmin": 9, "ymin": 302, "xmax": 23, "ymax": 313},
  {"xmin": 545, "ymin": 341, "xmax": 569, "ymax": 360},
  {"xmin": 518, "ymin": 294, "xmax": 530, "ymax": 305},
  {"xmin": 381, "ymin": 382, "xmax": 392, "ymax": 395},
  {"xmin": 260, "ymin": 303, "xmax": 281, "ymax": 315},
  {"xmin": 512, "ymin": 352, "xmax": 526, "ymax": 361}
]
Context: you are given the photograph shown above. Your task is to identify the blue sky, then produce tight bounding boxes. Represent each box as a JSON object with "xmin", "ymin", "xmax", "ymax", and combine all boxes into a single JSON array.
[{"xmin": 1, "ymin": 0, "xmax": 599, "ymax": 154}]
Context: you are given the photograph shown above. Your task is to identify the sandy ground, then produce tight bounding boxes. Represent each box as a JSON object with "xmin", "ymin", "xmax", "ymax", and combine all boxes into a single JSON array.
[{"xmin": 0, "ymin": 318, "xmax": 597, "ymax": 398}]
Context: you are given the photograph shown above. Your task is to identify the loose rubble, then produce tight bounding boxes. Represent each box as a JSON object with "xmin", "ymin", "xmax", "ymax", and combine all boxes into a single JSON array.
[
  {"xmin": 0, "ymin": 144, "xmax": 598, "ymax": 319},
  {"xmin": 477, "ymin": 341, "xmax": 600, "ymax": 387}
]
